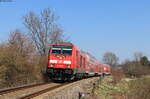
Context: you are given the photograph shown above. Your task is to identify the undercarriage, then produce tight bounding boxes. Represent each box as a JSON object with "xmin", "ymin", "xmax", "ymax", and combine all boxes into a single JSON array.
[{"xmin": 47, "ymin": 68, "xmax": 75, "ymax": 81}]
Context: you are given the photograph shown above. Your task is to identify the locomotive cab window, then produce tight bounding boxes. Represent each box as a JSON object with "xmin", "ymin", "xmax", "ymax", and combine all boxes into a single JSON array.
[
  {"xmin": 51, "ymin": 46, "xmax": 72, "ymax": 55},
  {"xmin": 62, "ymin": 48, "xmax": 72, "ymax": 56},
  {"xmin": 52, "ymin": 48, "xmax": 61, "ymax": 55}
]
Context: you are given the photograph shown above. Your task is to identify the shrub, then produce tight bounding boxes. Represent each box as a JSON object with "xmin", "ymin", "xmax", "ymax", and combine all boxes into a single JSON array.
[
  {"xmin": 111, "ymin": 67, "xmax": 125, "ymax": 84},
  {"xmin": 122, "ymin": 61, "xmax": 150, "ymax": 78},
  {"xmin": 126, "ymin": 78, "xmax": 150, "ymax": 99},
  {"xmin": 0, "ymin": 31, "xmax": 48, "ymax": 88}
]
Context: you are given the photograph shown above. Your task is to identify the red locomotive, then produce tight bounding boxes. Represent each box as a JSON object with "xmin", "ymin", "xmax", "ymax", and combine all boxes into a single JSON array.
[{"xmin": 46, "ymin": 43, "xmax": 111, "ymax": 81}]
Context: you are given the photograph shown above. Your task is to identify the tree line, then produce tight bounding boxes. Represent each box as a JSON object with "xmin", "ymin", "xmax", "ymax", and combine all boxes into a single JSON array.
[{"xmin": 103, "ymin": 51, "xmax": 150, "ymax": 78}]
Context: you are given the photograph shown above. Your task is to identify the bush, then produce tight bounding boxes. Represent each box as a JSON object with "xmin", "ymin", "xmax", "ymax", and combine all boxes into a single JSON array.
[
  {"xmin": 122, "ymin": 61, "xmax": 150, "ymax": 78},
  {"xmin": 126, "ymin": 78, "xmax": 150, "ymax": 99},
  {"xmin": 0, "ymin": 44, "xmax": 36, "ymax": 87},
  {"xmin": 0, "ymin": 31, "xmax": 48, "ymax": 88},
  {"xmin": 111, "ymin": 68, "xmax": 125, "ymax": 84}
]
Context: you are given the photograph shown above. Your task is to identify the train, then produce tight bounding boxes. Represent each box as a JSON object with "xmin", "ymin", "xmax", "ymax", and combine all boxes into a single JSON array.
[{"xmin": 46, "ymin": 43, "xmax": 111, "ymax": 81}]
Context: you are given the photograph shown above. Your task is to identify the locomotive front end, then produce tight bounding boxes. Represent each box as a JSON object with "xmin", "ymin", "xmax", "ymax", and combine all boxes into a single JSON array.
[{"xmin": 47, "ymin": 44, "xmax": 75, "ymax": 81}]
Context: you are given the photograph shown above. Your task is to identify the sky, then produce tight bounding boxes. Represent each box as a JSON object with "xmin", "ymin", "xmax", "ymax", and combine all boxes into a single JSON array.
[{"xmin": 0, "ymin": 0, "xmax": 150, "ymax": 62}]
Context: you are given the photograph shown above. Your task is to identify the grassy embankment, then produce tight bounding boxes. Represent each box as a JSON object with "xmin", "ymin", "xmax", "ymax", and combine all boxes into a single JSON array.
[{"xmin": 94, "ymin": 76, "xmax": 150, "ymax": 99}]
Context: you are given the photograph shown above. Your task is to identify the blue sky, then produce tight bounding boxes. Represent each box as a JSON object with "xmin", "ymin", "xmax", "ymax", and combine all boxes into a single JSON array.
[{"xmin": 0, "ymin": 0, "xmax": 150, "ymax": 62}]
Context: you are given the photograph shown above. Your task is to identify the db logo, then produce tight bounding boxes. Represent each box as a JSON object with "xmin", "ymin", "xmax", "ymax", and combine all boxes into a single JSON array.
[{"xmin": 58, "ymin": 60, "xmax": 63, "ymax": 63}]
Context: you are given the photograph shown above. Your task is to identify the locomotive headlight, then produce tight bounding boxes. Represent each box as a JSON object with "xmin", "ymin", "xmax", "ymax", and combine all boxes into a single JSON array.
[
  {"xmin": 50, "ymin": 64, "xmax": 54, "ymax": 67},
  {"xmin": 67, "ymin": 65, "xmax": 71, "ymax": 68},
  {"xmin": 48, "ymin": 64, "xmax": 54, "ymax": 68},
  {"xmin": 104, "ymin": 67, "xmax": 106, "ymax": 70},
  {"xmin": 63, "ymin": 61, "xmax": 71, "ymax": 64},
  {"xmin": 50, "ymin": 60, "xmax": 58, "ymax": 63}
]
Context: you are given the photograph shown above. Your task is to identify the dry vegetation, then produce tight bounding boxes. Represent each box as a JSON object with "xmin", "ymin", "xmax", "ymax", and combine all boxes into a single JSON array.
[
  {"xmin": 122, "ymin": 61, "xmax": 150, "ymax": 78},
  {"xmin": 126, "ymin": 78, "xmax": 150, "ymax": 99},
  {"xmin": 94, "ymin": 57, "xmax": 150, "ymax": 99},
  {"xmin": 0, "ymin": 31, "xmax": 47, "ymax": 88},
  {"xmin": 94, "ymin": 75, "xmax": 150, "ymax": 99},
  {"xmin": 111, "ymin": 68, "xmax": 125, "ymax": 84}
]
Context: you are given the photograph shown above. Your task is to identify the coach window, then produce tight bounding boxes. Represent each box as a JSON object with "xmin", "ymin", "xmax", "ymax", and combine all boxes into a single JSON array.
[
  {"xmin": 76, "ymin": 51, "xmax": 79, "ymax": 66},
  {"xmin": 82, "ymin": 57, "xmax": 84, "ymax": 68},
  {"xmin": 83, "ymin": 58, "xmax": 85, "ymax": 68},
  {"xmin": 80, "ymin": 56, "xmax": 82, "ymax": 67}
]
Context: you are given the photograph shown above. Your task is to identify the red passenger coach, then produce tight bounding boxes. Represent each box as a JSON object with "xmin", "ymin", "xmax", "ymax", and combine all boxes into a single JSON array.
[{"xmin": 101, "ymin": 64, "xmax": 111, "ymax": 75}]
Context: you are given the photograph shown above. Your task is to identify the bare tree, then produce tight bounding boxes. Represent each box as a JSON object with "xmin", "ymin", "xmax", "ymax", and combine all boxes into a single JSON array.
[
  {"xmin": 50, "ymin": 25, "xmax": 64, "ymax": 44},
  {"xmin": 23, "ymin": 8, "xmax": 64, "ymax": 55},
  {"xmin": 102, "ymin": 52, "xmax": 119, "ymax": 66},
  {"xmin": 8, "ymin": 29, "xmax": 34, "ymax": 55},
  {"xmin": 134, "ymin": 52, "xmax": 143, "ymax": 62},
  {"xmin": 122, "ymin": 59, "xmax": 150, "ymax": 77}
]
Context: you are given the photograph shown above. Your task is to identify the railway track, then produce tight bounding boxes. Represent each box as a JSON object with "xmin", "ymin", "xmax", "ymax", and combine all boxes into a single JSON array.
[
  {"xmin": 0, "ymin": 77, "xmax": 99, "ymax": 99},
  {"xmin": 0, "ymin": 82, "xmax": 71, "ymax": 99},
  {"xmin": 0, "ymin": 82, "xmax": 50, "ymax": 95},
  {"xmin": 21, "ymin": 83, "xmax": 68, "ymax": 99},
  {"xmin": 21, "ymin": 77, "xmax": 99, "ymax": 99},
  {"xmin": 0, "ymin": 82, "xmax": 61, "ymax": 99}
]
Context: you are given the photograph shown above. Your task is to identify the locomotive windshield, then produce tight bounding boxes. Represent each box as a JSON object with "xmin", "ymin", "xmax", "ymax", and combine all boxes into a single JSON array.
[
  {"xmin": 62, "ymin": 48, "xmax": 72, "ymax": 55},
  {"xmin": 52, "ymin": 48, "xmax": 61, "ymax": 55},
  {"xmin": 51, "ymin": 46, "xmax": 72, "ymax": 55}
]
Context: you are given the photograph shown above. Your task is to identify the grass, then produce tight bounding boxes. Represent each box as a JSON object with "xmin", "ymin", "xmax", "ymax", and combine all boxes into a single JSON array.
[
  {"xmin": 126, "ymin": 78, "xmax": 150, "ymax": 99},
  {"xmin": 95, "ymin": 76, "xmax": 150, "ymax": 99}
]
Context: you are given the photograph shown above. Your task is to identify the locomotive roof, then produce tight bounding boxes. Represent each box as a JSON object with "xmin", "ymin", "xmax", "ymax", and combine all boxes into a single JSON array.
[
  {"xmin": 103, "ymin": 64, "xmax": 110, "ymax": 67},
  {"xmin": 49, "ymin": 42, "xmax": 74, "ymax": 46}
]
